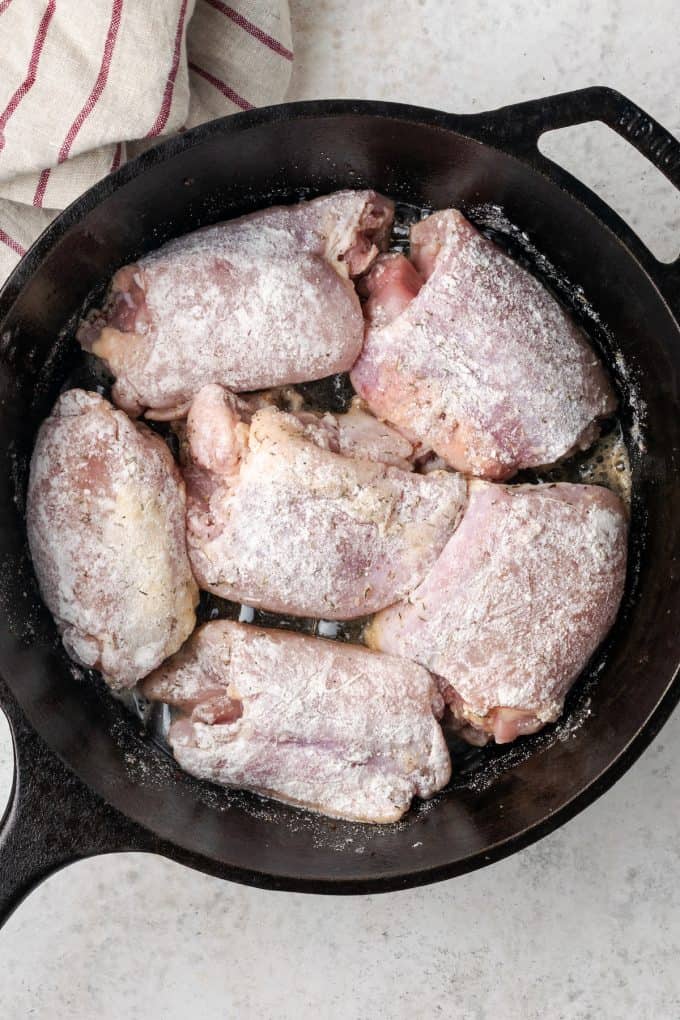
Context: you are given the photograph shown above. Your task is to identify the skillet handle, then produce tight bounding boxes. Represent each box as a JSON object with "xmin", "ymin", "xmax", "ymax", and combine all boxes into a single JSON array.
[
  {"xmin": 475, "ymin": 86, "xmax": 680, "ymax": 307},
  {"xmin": 0, "ymin": 673, "xmax": 153, "ymax": 927}
]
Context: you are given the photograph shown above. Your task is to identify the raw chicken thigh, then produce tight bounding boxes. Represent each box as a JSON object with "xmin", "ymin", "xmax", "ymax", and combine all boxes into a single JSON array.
[
  {"xmin": 27, "ymin": 389, "xmax": 198, "ymax": 689},
  {"xmin": 351, "ymin": 210, "xmax": 616, "ymax": 479},
  {"xmin": 142, "ymin": 620, "xmax": 451, "ymax": 823},
  {"xmin": 366, "ymin": 481, "xmax": 627, "ymax": 744},
  {"xmin": 79, "ymin": 190, "xmax": 394, "ymax": 419},
  {"xmin": 183, "ymin": 384, "xmax": 467, "ymax": 619}
]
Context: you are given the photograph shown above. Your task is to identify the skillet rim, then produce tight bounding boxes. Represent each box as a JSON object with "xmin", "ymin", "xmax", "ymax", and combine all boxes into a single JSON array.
[{"xmin": 0, "ymin": 95, "xmax": 679, "ymax": 895}]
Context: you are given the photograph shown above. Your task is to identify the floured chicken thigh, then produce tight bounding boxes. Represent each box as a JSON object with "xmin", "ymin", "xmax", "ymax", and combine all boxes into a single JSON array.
[
  {"xmin": 183, "ymin": 383, "xmax": 467, "ymax": 619},
  {"xmin": 79, "ymin": 190, "xmax": 393, "ymax": 419},
  {"xmin": 27, "ymin": 389, "xmax": 198, "ymax": 689},
  {"xmin": 229, "ymin": 389, "xmax": 416, "ymax": 470},
  {"xmin": 142, "ymin": 620, "xmax": 451, "ymax": 823},
  {"xmin": 351, "ymin": 210, "xmax": 616, "ymax": 479},
  {"xmin": 366, "ymin": 481, "xmax": 627, "ymax": 744}
]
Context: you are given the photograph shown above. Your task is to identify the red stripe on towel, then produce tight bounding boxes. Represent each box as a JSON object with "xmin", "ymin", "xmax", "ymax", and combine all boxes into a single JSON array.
[
  {"xmin": 204, "ymin": 0, "xmax": 293, "ymax": 61},
  {"xmin": 110, "ymin": 141, "xmax": 123, "ymax": 172},
  {"xmin": 57, "ymin": 0, "xmax": 123, "ymax": 163},
  {"xmin": 0, "ymin": 1, "xmax": 56, "ymax": 152},
  {"xmin": 0, "ymin": 228, "xmax": 26, "ymax": 257},
  {"xmin": 32, "ymin": 166, "xmax": 51, "ymax": 207},
  {"xmin": 188, "ymin": 61, "xmax": 253, "ymax": 111},
  {"xmin": 146, "ymin": 0, "xmax": 190, "ymax": 137}
]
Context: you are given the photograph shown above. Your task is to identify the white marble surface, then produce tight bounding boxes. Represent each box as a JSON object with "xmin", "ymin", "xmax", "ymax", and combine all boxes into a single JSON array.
[{"xmin": 2, "ymin": 1, "xmax": 680, "ymax": 1016}]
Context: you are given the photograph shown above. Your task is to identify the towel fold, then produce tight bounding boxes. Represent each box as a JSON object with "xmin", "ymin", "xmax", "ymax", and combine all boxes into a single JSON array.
[{"xmin": 0, "ymin": 0, "xmax": 293, "ymax": 281}]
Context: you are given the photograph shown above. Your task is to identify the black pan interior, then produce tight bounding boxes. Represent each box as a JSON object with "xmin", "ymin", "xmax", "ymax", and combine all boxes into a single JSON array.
[{"xmin": 1, "ymin": 104, "xmax": 679, "ymax": 890}]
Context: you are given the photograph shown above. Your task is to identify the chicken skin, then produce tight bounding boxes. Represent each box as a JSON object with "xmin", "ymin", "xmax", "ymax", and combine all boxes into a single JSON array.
[
  {"xmin": 79, "ymin": 190, "xmax": 394, "ymax": 419},
  {"xmin": 183, "ymin": 384, "xmax": 467, "ymax": 619},
  {"xmin": 366, "ymin": 480, "xmax": 627, "ymax": 744},
  {"xmin": 142, "ymin": 620, "xmax": 451, "ymax": 823},
  {"xmin": 27, "ymin": 389, "xmax": 198, "ymax": 689},
  {"xmin": 351, "ymin": 210, "xmax": 616, "ymax": 479}
]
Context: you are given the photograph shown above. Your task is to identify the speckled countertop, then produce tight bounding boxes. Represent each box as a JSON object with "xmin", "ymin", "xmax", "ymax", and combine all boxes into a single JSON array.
[{"xmin": 2, "ymin": 2, "xmax": 680, "ymax": 1017}]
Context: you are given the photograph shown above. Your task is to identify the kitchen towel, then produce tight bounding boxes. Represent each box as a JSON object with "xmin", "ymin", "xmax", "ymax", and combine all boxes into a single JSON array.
[{"xmin": 0, "ymin": 0, "xmax": 293, "ymax": 281}]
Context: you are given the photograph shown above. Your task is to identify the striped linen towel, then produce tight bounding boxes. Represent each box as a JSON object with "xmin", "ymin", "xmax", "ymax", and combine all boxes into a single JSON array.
[{"xmin": 0, "ymin": 0, "xmax": 293, "ymax": 282}]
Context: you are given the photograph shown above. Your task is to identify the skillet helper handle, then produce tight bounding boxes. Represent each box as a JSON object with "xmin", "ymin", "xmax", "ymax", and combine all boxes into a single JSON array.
[
  {"xmin": 0, "ymin": 673, "xmax": 151, "ymax": 927},
  {"xmin": 478, "ymin": 86, "xmax": 680, "ymax": 308}
]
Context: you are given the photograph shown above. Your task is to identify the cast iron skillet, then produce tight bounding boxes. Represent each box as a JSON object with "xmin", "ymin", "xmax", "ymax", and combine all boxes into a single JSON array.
[{"xmin": 0, "ymin": 86, "xmax": 679, "ymax": 925}]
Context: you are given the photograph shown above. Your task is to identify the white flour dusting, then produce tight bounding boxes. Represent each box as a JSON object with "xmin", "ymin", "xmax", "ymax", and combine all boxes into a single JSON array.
[
  {"xmin": 184, "ymin": 388, "xmax": 467, "ymax": 619},
  {"xmin": 26, "ymin": 389, "xmax": 198, "ymax": 688},
  {"xmin": 368, "ymin": 480, "xmax": 628, "ymax": 729},
  {"xmin": 352, "ymin": 209, "xmax": 617, "ymax": 479},
  {"xmin": 141, "ymin": 620, "xmax": 450, "ymax": 823}
]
